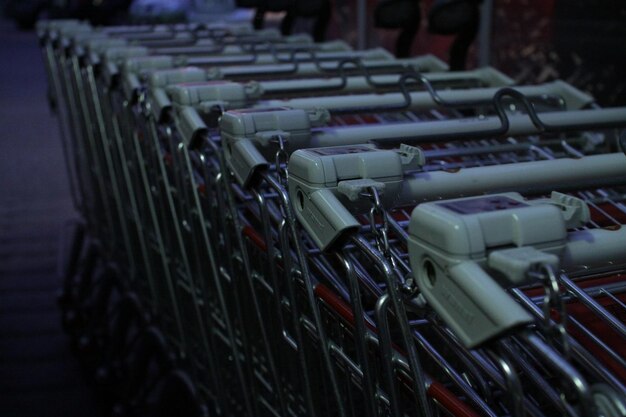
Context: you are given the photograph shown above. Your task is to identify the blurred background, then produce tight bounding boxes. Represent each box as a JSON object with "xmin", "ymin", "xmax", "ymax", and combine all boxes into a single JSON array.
[{"xmin": 2, "ymin": 0, "xmax": 625, "ymax": 105}]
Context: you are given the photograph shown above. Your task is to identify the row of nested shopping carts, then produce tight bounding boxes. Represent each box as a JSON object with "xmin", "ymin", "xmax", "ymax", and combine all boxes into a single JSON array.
[{"xmin": 38, "ymin": 18, "xmax": 626, "ymax": 417}]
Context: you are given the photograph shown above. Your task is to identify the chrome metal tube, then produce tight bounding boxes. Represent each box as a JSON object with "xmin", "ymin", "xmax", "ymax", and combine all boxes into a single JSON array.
[
  {"xmin": 258, "ymin": 67, "xmax": 511, "ymax": 93},
  {"xmin": 308, "ymin": 107, "xmax": 626, "ymax": 147},
  {"xmin": 264, "ymin": 81, "xmax": 593, "ymax": 111},
  {"xmin": 186, "ymin": 48, "xmax": 394, "ymax": 66}
]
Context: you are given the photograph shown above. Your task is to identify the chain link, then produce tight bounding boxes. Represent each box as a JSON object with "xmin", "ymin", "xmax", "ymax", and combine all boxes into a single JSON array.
[
  {"xmin": 534, "ymin": 263, "xmax": 570, "ymax": 356},
  {"xmin": 272, "ymin": 135, "xmax": 289, "ymax": 188},
  {"xmin": 137, "ymin": 87, "xmax": 150, "ymax": 117},
  {"xmin": 366, "ymin": 187, "xmax": 397, "ymax": 271}
]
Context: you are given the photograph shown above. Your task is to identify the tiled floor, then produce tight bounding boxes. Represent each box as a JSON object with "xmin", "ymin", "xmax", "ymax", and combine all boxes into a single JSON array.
[{"xmin": 0, "ymin": 17, "xmax": 104, "ymax": 417}]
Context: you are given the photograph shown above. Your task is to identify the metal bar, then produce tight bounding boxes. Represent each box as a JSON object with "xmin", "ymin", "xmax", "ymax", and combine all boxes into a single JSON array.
[
  {"xmin": 310, "ymin": 107, "xmax": 626, "ymax": 147},
  {"xmin": 401, "ymin": 153, "xmax": 626, "ymax": 203},
  {"xmin": 263, "ymin": 81, "xmax": 593, "ymax": 111},
  {"xmin": 478, "ymin": 0, "xmax": 494, "ymax": 67}
]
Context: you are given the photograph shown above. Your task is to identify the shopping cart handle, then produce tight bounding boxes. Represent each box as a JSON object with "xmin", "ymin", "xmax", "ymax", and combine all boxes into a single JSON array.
[
  {"xmin": 148, "ymin": 67, "xmax": 206, "ymax": 88},
  {"xmin": 289, "ymin": 145, "xmax": 406, "ymax": 250},
  {"xmin": 84, "ymin": 37, "xmax": 128, "ymax": 55},
  {"xmin": 396, "ymin": 54, "xmax": 449, "ymax": 72},
  {"xmin": 398, "ymin": 66, "xmax": 514, "ymax": 88},
  {"xmin": 535, "ymin": 79, "xmax": 595, "ymax": 110},
  {"xmin": 121, "ymin": 56, "xmax": 181, "ymax": 100},
  {"xmin": 146, "ymin": 83, "xmax": 225, "ymax": 124},
  {"xmin": 407, "ymin": 192, "xmax": 591, "ymax": 348},
  {"xmin": 70, "ymin": 37, "xmax": 125, "ymax": 70},
  {"xmin": 563, "ymin": 227, "xmax": 626, "ymax": 270},
  {"xmin": 98, "ymin": 46, "xmax": 150, "ymax": 87},
  {"xmin": 168, "ymin": 81, "xmax": 261, "ymax": 110},
  {"xmin": 469, "ymin": 66, "xmax": 515, "ymax": 87},
  {"xmin": 123, "ymin": 55, "xmax": 177, "ymax": 75},
  {"xmin": 166, "ymin": 82, "xmax": 267, "ymax": 145},
  {"xmin": 310, "ymin": 107, "xmax": 626, "ymax": 148},
  {"xmin": 283, "ymin": 33, "xmax": 316, "ymax": 44},
  {"xmin": 71, "ymin": 32, "xmax": 109, "ymax": 47},
  {"xmin": 220, "ymin": 107, "xmax": 329, "ymax": 185}
]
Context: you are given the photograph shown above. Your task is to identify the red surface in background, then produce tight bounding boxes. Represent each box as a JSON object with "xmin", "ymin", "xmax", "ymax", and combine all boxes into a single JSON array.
[
  {"xmin": 412, "ymin": 0, "xmax": 557, "ymax": 67},
  {"xmin": 330, "ymin": 0, "xmax": 558, "ymax": 68}
]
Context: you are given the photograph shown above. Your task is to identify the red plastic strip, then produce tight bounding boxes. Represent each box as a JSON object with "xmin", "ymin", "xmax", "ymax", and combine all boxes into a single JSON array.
[
  {"xmin": 242, "ymin": 225, "xmax": 267, "ymax": 252},
  {"xmin": 314, "ymin": 283, "xmax": 481, "ymax": 417},
  {"xmin": 428, "ymin": 381, "xmax": 481, "ymax": 417}
]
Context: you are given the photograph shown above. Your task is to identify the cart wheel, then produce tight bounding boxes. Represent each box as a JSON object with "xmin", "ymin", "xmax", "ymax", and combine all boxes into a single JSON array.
[
  {"xmin": 112, "ymin": 326, "xmax": 173, "ymax": 415},
  {"xmin": 96, "ymin": 292, "xmax": 147, "ymax": 388}
]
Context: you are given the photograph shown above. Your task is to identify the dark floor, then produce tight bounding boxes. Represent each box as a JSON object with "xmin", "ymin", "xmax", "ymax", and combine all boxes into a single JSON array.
[{"xmin": 0, "ymin": 18, "xmax": 104, "ymax": 417}]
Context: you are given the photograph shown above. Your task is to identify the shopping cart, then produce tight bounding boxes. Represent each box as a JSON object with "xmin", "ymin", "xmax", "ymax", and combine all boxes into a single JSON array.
[
  {"xmin": 207, "ymin": 99, "xmax": 623, "ymax": 414},
  {"xmin": 160, "ymin": 63, "xmax": 618, "ymax": 413},
  {"xmin": 38, "ymin": 18, "xmax": 626, "ymax": 417},
  {"xmin": 39, "ymin": 20, "xmax": 389, "ymax": 415},
  {"xmin": 285, "ymin": 117, "xmax": 626, "ymax": 416}
]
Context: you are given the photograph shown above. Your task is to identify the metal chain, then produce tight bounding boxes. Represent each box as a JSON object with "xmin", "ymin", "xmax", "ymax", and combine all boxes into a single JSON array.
[
  {"xmin": 272, "ymin": 135, "xmax": 289, "ymax": 188},
  {"xmin": 366, "ymin": 187, "xmax": 397, "ymax": 271},
  {"xmin": 534, "ymin": 263, "xmax": 570, "ymax": 356}
]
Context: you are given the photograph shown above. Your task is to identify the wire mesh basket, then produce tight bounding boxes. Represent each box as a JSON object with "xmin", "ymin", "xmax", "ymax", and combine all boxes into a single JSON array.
[{"xmin": 39, "ymin": 19, "xmax": 626, "ymax": 417}]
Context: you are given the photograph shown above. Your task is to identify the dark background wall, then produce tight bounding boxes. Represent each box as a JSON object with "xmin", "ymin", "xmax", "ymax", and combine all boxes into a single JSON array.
[
  {"xmin": 332, "ymin": 0, "xmax": 626, "ymax": 106},
  {"xmin": 491, "ymin": 0, "xmax": 626, "ymax": 106}
]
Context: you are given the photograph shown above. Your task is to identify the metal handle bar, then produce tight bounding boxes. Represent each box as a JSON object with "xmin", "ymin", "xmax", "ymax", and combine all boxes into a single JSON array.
[
  {"xmin": 310, "ymin": 107, "xmax": 626, "ymax": 147},
  {"xmin": 211, "ymin": 54, "xmax": 445, "ymax": 81},
  {"xmin": 261, "ymin": 81, "xmax": 590, "ymax": 116},
  {"xmin": 400, "ymin": 153, "xmax": 626, "ymax": 204},
  {"xmin": 257, "ymin": 65, "xmax": 513, "ymax": 96}
]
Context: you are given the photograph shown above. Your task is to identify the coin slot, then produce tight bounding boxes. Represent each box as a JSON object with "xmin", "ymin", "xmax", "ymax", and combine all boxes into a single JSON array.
[
  {"xmin": 296, "ymin": 189, "xmax": 305, "ymax": 212},
  {"xmin": 423, "ymin": 259, "xmax": 437, "ymax": 287}
]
